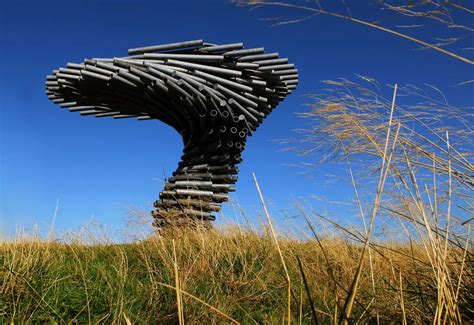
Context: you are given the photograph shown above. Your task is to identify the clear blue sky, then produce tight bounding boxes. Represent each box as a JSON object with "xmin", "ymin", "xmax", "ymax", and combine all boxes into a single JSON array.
[{"xmin": 1, "ymin": 0, "xmax": 472, "ymax": 238}]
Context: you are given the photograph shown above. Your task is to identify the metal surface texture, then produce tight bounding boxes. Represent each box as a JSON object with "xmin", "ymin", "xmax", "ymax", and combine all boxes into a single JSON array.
[{"xmin": 45, "ymin": 39, "xmax": 298, "ymax": 230}]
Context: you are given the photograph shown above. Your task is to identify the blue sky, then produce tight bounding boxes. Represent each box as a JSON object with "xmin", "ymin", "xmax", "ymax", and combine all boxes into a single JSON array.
[{"xmin": 1, "ymin": 0, "xmax": 472, "ymax": 238}]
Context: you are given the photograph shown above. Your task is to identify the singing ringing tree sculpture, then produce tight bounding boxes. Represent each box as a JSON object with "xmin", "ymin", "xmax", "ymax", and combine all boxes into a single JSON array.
[{"xmin": 45, "ymin": 39, "xmax": 298, "ymax": 230}]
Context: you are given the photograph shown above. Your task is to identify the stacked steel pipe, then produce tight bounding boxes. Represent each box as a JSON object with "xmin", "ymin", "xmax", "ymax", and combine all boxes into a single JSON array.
[{"xmin": 45, "ymin": 39, "xmax": 298, "ymax": 230}]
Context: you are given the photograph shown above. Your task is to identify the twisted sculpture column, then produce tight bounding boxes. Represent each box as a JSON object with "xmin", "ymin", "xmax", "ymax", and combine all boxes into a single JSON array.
[{"xmin": 45, "ymin": 39, "xmax": 298, "ymax": 229}]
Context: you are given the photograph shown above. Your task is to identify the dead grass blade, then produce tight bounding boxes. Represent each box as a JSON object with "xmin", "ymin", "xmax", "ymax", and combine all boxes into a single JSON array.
[
  {"xmin": 253, "ymin": 172, "xmax": 292, "ymax": 324},
  {"xmin": 236, "ymin": 1, "xmax": 473, "ymax": 64},
  {"xmin": 296, "ymin": 254, "xmax": 319, "ymax": 324}
]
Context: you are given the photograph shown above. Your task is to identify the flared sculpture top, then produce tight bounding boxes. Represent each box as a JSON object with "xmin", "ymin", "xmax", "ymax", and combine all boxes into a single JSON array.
[{"xmin": 45, "ymin": 39, "xmax": 298, "ymax": 229}]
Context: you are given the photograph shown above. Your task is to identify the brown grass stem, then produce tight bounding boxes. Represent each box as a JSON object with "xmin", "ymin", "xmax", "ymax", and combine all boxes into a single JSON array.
[
  {"xmin": 172, "ymin": 239, "xmax": 184, "ymax": 325},
  {"xmin": 253, "ymin": 172, "xmax": 292, "ymax": 325},
  {"xmin": 237, "ymin": 1, "xmax": 473, "ymax": 64}
]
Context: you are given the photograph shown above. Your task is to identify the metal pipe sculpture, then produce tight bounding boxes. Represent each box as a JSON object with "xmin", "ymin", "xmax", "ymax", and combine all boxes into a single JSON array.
[{"xmin": 45, "ymin": 39, "xmax": 298, "ymax": 230}]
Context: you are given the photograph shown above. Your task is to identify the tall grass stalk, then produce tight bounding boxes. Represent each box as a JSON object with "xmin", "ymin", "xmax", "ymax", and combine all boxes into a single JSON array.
[
  {"xmin": 172, "ymin": 239, "xmax": 184, "ymax": 325},
  {"xmin": 342, "ymin": 85, "xmax": 399, "ymax": 322},
  {"xmin": 236, "ymin": 1, "xmax": 473, "ymax": 64},
  {"xmin": 253, "ymin": 172, "xmax": 292, "ymax": 325}
]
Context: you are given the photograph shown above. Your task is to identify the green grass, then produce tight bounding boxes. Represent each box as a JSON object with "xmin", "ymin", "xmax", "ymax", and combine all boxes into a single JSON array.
[{"xmin": 1, "ymin": 226, "xmax": 471, "ymax": 323}]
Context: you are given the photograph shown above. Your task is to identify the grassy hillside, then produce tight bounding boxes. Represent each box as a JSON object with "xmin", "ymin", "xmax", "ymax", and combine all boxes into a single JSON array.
[{"xmin": 1, "ymin": 225, "xmax": 471, "ymax": 324}]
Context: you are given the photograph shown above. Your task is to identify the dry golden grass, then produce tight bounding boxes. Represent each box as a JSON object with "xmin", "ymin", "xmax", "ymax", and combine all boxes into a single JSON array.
[{"xmin": 0, "ymin": 219, "xmax": 471, "ymax": 323}]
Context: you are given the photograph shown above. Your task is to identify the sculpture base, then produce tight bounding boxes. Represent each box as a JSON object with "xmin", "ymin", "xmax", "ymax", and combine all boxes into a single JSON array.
[
  {"xmin": 152, "ymin": 211, "xmax": 213, "ymax": 233},
  {"xmin": 151, "ymin": 162, "xmax": 238, "ymax": 229}
]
